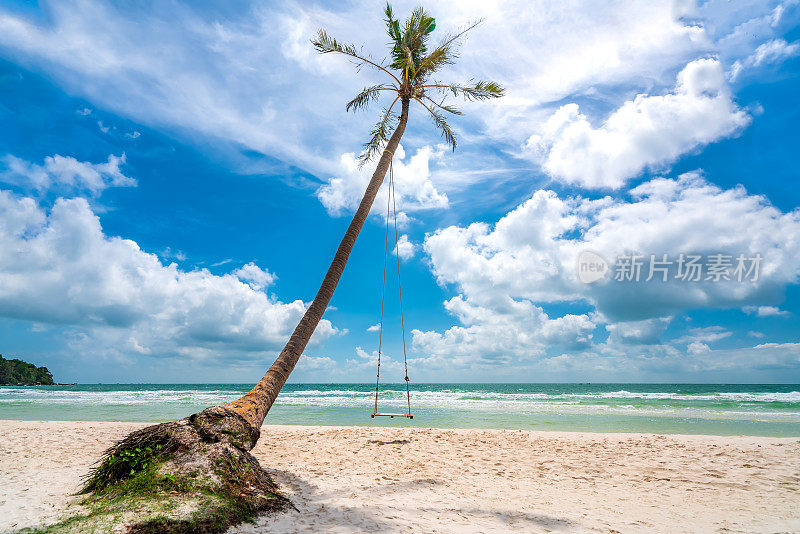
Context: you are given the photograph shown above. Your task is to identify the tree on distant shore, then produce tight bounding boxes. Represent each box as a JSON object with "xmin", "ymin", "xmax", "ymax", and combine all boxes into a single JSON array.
[
  {"xmin": 79, "ymin": 5, "xmax": 503, "ymax": 531},
  {"xmin": 0, "ymin": 354, "xmax": 54, "ymax": 385}
]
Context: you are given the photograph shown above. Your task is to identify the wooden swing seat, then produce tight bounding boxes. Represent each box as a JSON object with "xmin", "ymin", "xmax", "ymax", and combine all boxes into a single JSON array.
[{"xmin": 371, "ymin": 412, "xmax": 413, "ymax": 419}]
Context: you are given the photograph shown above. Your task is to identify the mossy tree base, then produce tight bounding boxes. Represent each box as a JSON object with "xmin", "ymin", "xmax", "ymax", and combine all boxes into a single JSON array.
[{"xmin": 28, "ymin": 407, "xmax": 287, "ymax": 534}]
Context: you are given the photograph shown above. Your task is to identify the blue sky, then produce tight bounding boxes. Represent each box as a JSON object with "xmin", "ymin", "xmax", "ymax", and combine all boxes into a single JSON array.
[{"xmin": 0, "ymin": 0, "xmax": 799, "ymax": 383}]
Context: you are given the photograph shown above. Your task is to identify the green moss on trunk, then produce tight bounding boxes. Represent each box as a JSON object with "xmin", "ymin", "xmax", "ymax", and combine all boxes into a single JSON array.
[{"xmin": 28, "ymin": 410, "xmax": 288, "ymax": 533}]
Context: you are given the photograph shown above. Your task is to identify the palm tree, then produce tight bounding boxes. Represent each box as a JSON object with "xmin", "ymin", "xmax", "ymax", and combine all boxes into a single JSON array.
[
  {"xmin": 219, "ymin": 3, "xmax": 504, "ymax": 443},
  {"xmin": 84, "ymin": 7, "xmax": 502, "ymax": 529}
]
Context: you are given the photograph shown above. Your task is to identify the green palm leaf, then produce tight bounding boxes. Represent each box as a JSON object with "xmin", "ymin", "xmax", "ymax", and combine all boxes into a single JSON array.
[
  {"xmin": 360, "ymin": 103, "xmax": 399, "ymax": 165},
  {"xmin": 314, "ymin": 4, "xmax": 504, "ymax": 163},
  {"xmin": 425, "ymin": 80, "xmax": 505, "ymax": 100},
  {"xmin": 429, "ymin": 108, "xmax": 457, "ymax": 151},
  {"xmin": 346, "ymin": 85, "xmax": 394, "ymax": 113}
]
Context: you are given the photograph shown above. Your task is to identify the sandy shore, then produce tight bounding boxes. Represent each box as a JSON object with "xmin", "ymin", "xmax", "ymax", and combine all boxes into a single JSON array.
[{"xmin": 0, "ymin": 421, "xmax": 798, "ymax": 533}]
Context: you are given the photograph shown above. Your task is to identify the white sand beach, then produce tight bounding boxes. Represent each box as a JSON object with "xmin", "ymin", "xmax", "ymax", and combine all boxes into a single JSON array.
[{"xmin": 1, "ymin": 421, "xmax": 798, "ymax": 533}]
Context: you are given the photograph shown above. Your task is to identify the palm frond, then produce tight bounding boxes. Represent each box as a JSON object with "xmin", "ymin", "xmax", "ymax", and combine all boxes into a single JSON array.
[
  {"xmin": 345, "ymin": 85, "xmax": 396, "ymax": 113},
  {"xmin": 424, "ymin": 96, "xmax": 462, "ymax": 115},
  {"xmin": 312, "ymin": 29, "xmax": 401, "ymax": 85},
  {"xmin": 416, "ymin": 46, "xmax": 453, "ymax": 76},
  {"xmin": 384, "ymin": 3, "xmax": 401, "ymax": 46},
  {"xmin": 423, "ymin": 80, "xmax": 505, "ymax": 100},
  {"xmin": 430, "ymin": 109, "xmax": 456, "ymax": 151},
  {"xmin": 359, "ymin": 99, "xmax": 400, "ymax": 165},
  {"xmin": 311, "ymin": 29, "xmax": 359, "ymax": 57},
  {"xmin": 412, "ymin": 20, "xmax": 481, "ymax": 81},
  {"xmin": 315, "ymin": 5, "xmax": 504, "ymax": 161},
  {"xmin": 413, "ymin": 97, "xmax": 456, "ymax": 150},
  {"xmin": 389, "ymin": 6, "xmax": 435, "ymax": 76}
]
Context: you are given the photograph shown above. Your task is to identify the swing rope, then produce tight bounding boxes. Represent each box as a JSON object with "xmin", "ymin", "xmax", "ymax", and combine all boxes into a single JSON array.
[{"xmin": 372, "ymin": 160, "xmax": 413, "ymax": 419}]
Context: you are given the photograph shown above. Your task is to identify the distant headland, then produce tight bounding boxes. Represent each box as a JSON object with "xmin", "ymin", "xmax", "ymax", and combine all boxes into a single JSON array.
[{"xmin": 0, "ymin": 354, "xmax": 55, "ymax": 385}]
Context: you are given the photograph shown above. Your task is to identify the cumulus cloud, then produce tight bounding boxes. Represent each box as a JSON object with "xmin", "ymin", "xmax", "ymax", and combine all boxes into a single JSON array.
[
  {"xmin": 0, "ymin": 153, "xmax": 135, "ymax": 196},
  {"xmin": 742, "ymin": 305, "xmax": 790, "ymax": 317},
  {"xmin": 295, "ymin": 355, "xmax": 336, "ymax": 372},
  {"xmin": 233, "ymin": 262, "xmax": 277, "ymax": 291},
  {"xmin": 606, "ymin": 317, "xmax": 671, "ymax": 345},
  {"xmin": 0, "ymin": 0, "xmax": 355, "ymax": 175},
  {"xmin": 442, "ymin": 0, "xmax": 711, "ymax": 124},
  {"xmin": 525, "ymin": 59, "xmax": 750, "ymax": 189},
  {"xmin": 687, "ymin": 341, "xmax": 711, "ymax": 354},
  {"xmin": 671, "ymin": 326, "xmax": 732, "ymax": 355},
  {"xmin": 418, "ymin": 172, "xmax": 800, "ymax": 362},
  {"xmin": 0, "ymin": 0, "xmax": 721, "ymax": 190},
  {"xmin": 393, "ymin": 234, "xmax": 416, "ymax": 261},
  {"xmin": 161, "ymin": 247, "xmax": 187, "ymax": 262},
  {"xmin": 412, "ymin": 296, "xmax": 596, "ymax": 363},
  {"xmin": 0, "ymin": 190, "xmax": 337, "ymax": 361},
  {"xmin": 3, "ymin": 0, "xmax": 777, "ymax": 227},
  {"xmin": 688, "ymin": 342, "xmax": 800, "ymax": 372},
  {"xmin": 676, "ymin": 326, "xmax": 733, "ymax": 345},
  {"xmin": 344, "ymin": 347, "xmax": 404, "ymax": 378},
  {"xmin": 317, "ymin": 145, "xmax": 447, "ymax": 217},
  {"xmin": 729, "ymin": 38, "xmax": 800, "ymax": 80}
]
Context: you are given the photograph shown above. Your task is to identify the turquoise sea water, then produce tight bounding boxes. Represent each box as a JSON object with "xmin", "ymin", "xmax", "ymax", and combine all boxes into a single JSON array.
[{"xmin": 1, "ymin": 383, "xmax": 798, "ymax": 436}]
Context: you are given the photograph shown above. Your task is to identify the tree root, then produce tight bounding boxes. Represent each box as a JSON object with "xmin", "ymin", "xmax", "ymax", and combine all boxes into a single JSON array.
[{"xmin": 39, "ymin": 406, "xmax": 290, "ymax": 534}]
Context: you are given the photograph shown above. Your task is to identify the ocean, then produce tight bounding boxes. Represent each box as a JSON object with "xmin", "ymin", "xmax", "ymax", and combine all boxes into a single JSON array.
[{"xmin": 0, "ymin": 383, "xmax": 798, "ymax": 436}]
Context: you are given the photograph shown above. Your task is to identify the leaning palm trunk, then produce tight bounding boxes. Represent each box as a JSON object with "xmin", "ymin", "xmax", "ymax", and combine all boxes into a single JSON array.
[
  {"xmin": 77, "ymin": 8, "xmax": 501, "ymax": 531},
  {"xmin": 221, "ymin": 98, "xmax": 411, "ymax": 443},
  {"xmin": 76, "ymin": 101, "xmax": 410, "ymax": 531}
]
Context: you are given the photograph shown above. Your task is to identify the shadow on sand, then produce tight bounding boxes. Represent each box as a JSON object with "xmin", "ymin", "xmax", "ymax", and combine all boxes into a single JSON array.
[{"xmin": 233, "ymin": 467, "xmax": 578, "ymax": 533}]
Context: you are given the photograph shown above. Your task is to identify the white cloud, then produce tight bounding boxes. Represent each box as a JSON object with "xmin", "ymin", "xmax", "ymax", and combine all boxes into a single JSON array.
[
  {"xmin": 422, "ymin": 0, "xmax": 717, "ymax": 173},
  {"xmin": 412, "ymin": 296, "xmax": 596, "ymax": 363},
  {"xmin": 345, "ymin": 346, "xmax": 404, "ymax": 377},
  {"xmin": 690, "ymin": 342, "xmax": 800, "ymax": 372},
  {"xmin": 674, "ymin": 326, "xmax": 732, "ymax": 355},
  {"xmin": 747, "ymin": 37, "xmax": 800, "ymax": 66},
  {"xmin": 440, "ymin": 0, "xmax": 711, "ymax": 114},
  {"xmin": 0, "ymin": 190, "xmax": 337, "ymax": 361},
  {"xmin": 0, "ymin": 0, "xmax": 718, "ymax": 191},
  {"xmin": 366, "ymin": 323, "xmax": 381, "ymax": 332},
  {"xmin": 419, "ymin": 171, "xmax": 800, "ymax": 361},
  {"xmin": 525, "ymin": 59, "xmax": 750, "ymax": 189},
  {"xmin": 710, "ymin": 0, "xmax": 800, "ymax": 67},
  {"xmin": 233, "ymin": 262, "xmax": 277, "ymax": 291},
  {"xmin": 687, "ymin": 341, "xmax": 711, "ymax": 354},
  {"xmin": 317, "ymin": 145, "xmax": 448, "ymax": 217},
  {"xmin": 161, "ymin": 247, "xmax": 187, "ymax": 262},
  {"xmin": 0, "ymin": 153, "xmax": 135, "ymax": 196},
  {"xmin": 729, "ymin": 38, "xmax": 800, "ymax": 80},
  {"xmin": 2, "ymin": 0, "xmax": 776, "ymax": 225},
  {"xmin": 0, "ymin": 1, "xmax": 342, "ymax": 174},
  {"xmin": 295, "ymin": 355, "xmax": 336, "ymax": 372},
  {"xmin": 606, "ymin": 317, "xmax": 671, "ymax": 345},
  {"xmin": 742, "ymin": 305, "xmax": 790, "ymax": 317},
  {"xmin": 676, "ymin": 326, "xmax": 732, "ymax": 344},
  {"xmin": 393, "ymin": 234, "xmax": 416, "ymax": 261}
]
